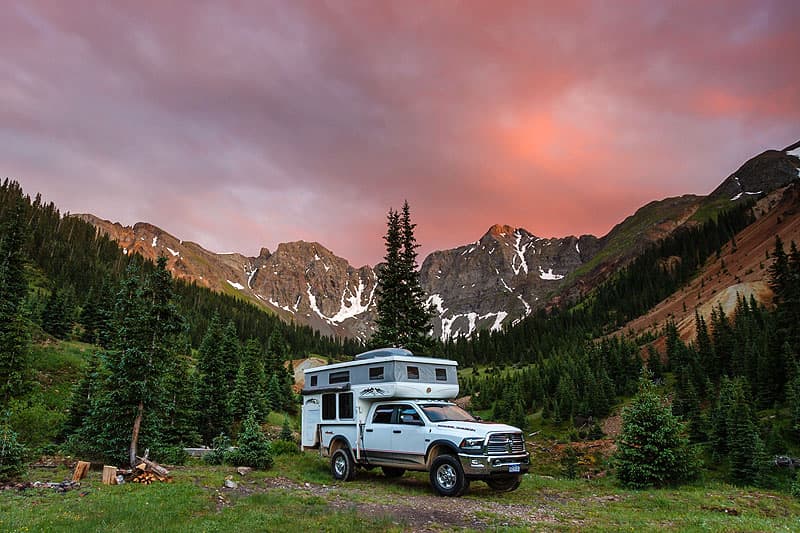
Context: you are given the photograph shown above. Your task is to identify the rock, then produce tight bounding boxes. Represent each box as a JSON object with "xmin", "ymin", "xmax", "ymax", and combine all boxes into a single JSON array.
[
  {"xmin": 236, "ymin": 467, "xmax": 253, "ymax": 476},
  {"xmin": 224, "ymin": 479, "xmax": 238, "ymax": 489}
]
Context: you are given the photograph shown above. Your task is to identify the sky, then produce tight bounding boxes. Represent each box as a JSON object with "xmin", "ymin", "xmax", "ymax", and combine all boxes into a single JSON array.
[{"xmin": 2, "ymin": 1, "xmax": 799, "ymax": 267}]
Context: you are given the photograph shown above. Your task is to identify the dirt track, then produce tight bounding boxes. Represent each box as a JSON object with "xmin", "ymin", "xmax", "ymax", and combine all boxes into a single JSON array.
[{"xmin": 221, "ymin": 474, "xmax": 560, "ymax": 531}]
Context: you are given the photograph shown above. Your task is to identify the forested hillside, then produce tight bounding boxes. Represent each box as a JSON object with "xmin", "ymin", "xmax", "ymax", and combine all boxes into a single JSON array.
[
  {"xmin": 0, "ymin": 179, "xmax": 360, "ymax": 465},
  {"xmin": 450, "ymin": 189, "xmax": 800, "ymax": 488}
]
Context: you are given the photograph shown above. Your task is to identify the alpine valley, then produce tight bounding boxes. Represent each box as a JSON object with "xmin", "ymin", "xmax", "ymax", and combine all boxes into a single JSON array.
[{"xmin": 76, "ymin": 142, "xmax": 800, "ymax": 342}]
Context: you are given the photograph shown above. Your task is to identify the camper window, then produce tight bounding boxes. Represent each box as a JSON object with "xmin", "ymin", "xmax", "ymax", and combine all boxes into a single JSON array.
[
  {"xmin": 329, "ymin": 371, "xmax": 349, "ymax": 384},
  {"xmin": 310, "ymin": 375, "xmax": 318, "ymax": 387},
  {"xmin": 435, "ymin": 368, "xmax": 447, "ymax": 381},
  {"xmin": 338, "ymin": 392, "xmax": 354, "ymax": 419},
  {"xmin": 322, "ymin": 393, "xmax": 336, "ymax": 420},
  {"xmin": 407, "ymin": 366, "xmax": 420, "ymax": 380},
  {"xmin": 369, "ymin": 366, "xmax": 385, "ymax": 381}
]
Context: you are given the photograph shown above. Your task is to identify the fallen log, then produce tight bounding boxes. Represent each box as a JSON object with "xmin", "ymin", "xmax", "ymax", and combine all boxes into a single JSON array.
[{"xmin": 134, "ymin": 455, "xmax": 170, "ymax": 477}]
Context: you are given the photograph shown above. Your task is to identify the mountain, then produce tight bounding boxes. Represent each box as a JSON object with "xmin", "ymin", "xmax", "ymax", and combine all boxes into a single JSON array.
[
  {"xmin": 75, "ymin": 215, "xmax": 377, "ymax": 340},
  {"xmin": 420, "ymin": 225, "xmax": 600, "ymax": 339},
  {"xmin": 76, "ymin": 141, "xmax": 800, "ymax": 342}
]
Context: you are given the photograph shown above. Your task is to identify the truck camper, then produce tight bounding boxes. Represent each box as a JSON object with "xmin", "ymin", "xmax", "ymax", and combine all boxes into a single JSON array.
[{"xmin": 301, "ymin": 348, "xmax": 529, "ymax": 496}]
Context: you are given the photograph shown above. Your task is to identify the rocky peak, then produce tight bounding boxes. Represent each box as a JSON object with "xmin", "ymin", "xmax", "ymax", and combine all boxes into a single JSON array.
[{"xmin": 708, "ymin": 148, "xmax": 800, "ymax": 202}]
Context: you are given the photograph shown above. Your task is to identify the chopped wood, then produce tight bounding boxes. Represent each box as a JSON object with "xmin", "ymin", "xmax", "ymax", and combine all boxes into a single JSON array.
[
  {"xmin": 102, "ymin": 465, "xmax": 118, "ymax": 485},
  {"xmin": 72, "ymin": 461, "xmax": 91, "ymax": 482},
  {"xmin": 134, "ymin": 455, "xmax": 170, "ymax": 477}
]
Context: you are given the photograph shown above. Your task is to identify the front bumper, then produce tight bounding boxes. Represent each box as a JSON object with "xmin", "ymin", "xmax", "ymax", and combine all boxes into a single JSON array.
[{"xmin": 458, "ymin": 452, "xmax": 530, "ymax": 477}]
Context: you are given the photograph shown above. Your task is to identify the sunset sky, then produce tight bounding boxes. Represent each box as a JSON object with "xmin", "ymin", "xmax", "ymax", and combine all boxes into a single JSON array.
[{"xmin": 2, "ymin": 1, "xmax": 798, "ymax": 267}]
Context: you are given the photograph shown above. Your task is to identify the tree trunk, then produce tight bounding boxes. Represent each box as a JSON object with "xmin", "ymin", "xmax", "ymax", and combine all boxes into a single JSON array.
[{"xmin": 130, "ymin": 400, "xmax": 144, "ymax": 467}]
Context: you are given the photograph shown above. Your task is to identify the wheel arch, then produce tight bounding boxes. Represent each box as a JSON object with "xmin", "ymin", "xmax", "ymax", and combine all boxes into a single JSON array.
[{"xmin": 425, "ymin": 440, "xmax": 461, "ymax": 469}]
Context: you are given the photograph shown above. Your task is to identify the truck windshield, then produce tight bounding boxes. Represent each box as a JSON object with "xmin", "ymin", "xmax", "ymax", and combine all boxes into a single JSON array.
[{"xmin": 420, "ymin": 404, "xmax": 476, "ymax": 422}]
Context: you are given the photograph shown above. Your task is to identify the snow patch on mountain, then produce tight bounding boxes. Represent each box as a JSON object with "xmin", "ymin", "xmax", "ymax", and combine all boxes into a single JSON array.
[
  {"xmin": 269, "ymin": 298, "xmax": 295, "ymax": 314},
  {"xmin": 427, "ymin": 294, "xmax": 448, "ymax": 315},
  {"xmin": 151, "ymin": 236, "xmax": 158, "ymax": 247},
  {"xmin": 511, "ymin": 231, "xmax": 530, "ymax": 275},
  {"xmin": 328, "ymin": 278, "xmax": 374, "ymax": 324},
  {"xmin": 166, "ymin": 247, "xmax": 179, "ymax": 257},
  {"xmin": 226, "ymin": 280, "xmax": 244, "ymax": 290},
  {"xmin": 538, "ymin": 267, "xmax": 564, "ymax": 280},
  {"xmin": 439, "ymin": 310, "xmax": 509, "ymax": 340}
]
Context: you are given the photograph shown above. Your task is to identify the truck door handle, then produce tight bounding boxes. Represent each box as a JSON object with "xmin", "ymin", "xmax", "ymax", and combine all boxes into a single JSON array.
[
  {"xmin": 365, "ymin": 429, "xmax": 373, "ymax": 433},
  {"xmin": 393, "ymin": 430, "xmax": 402, "ymax": 434}
]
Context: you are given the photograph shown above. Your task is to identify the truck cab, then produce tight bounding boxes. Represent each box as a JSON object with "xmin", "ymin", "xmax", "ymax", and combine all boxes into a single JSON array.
[{"xmin": 302, "ymin": 348, "xmax": 529, "ymax": 496}]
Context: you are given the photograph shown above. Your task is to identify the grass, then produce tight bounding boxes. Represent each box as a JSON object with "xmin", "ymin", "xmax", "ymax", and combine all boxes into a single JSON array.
[{"xmin": 4, "ymin": 453, "xmax": 800, "ymax": 532}]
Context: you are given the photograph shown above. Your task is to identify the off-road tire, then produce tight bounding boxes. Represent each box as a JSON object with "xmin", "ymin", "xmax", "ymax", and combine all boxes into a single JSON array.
[
  {"xmin": 429, "ymin": 455, "xmax": 469, "ymax": 497},
  {"xmin": 486, "ymin": 475, "xmax": 521, "ymax": 492},
  {"xmin": 381, "ymin": 466, "xmax": 406, "ymax": 478},
  {"xmin": 331, "ymin": 448, "xmax": 356, "ymax": 481}
]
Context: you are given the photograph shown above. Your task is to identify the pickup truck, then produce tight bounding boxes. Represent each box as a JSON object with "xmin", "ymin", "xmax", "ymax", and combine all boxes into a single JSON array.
[{"xmin": 322, "ymin": 399, "xmax": 529, "ymax": 496}]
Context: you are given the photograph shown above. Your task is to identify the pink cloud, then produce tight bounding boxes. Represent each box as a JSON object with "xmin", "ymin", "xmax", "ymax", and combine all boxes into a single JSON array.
[{"xmin": 1, "ymin": 1, "xmax": 798, "ymax": 267}]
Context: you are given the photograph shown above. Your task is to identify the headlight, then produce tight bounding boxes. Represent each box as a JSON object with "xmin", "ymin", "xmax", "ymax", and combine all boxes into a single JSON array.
[{"xmin": 460, "ymin": 437, "xmax": 484, "ymax": 452}]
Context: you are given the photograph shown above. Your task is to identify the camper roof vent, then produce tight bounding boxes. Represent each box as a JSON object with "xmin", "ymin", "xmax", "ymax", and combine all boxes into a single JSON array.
[{"xmin": 354, "ymin": 348, "xmax": 413, "ymax": 360}]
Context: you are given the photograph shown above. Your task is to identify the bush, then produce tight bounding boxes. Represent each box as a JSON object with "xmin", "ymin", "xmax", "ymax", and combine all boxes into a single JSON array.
[
  {"xmin": 0, "ymin": 420, "xmax": 27, "ymax": 482},
  {"xmin": 203, "ymin": 434, "xmax": 231, "ymax": 466},
  {"xmin": 614, "ymin": 376, "xmax": 698, "ymax": 488},
  {"xmin": 270, "ymin": 440, "xmax": 300, "ymax": 456},
  {"xmin": 153, "ymin": 445, "xmax": 189, "ymax": 466}
]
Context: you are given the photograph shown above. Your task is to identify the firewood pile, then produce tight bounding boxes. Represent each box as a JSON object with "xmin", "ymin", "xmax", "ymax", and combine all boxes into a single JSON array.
[{"xmin": 126, "ymin": 455, "xmax": 173, "ymax": 485}]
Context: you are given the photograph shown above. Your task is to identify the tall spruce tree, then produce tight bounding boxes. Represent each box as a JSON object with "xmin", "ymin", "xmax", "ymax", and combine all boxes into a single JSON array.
[
  {"xmin": 230, "ymin": 339, "xmax": 268, "ymax": 421},
  {"xmin": 372, "ymin": 201, "xmax": 432, "ymax": 352},
  {"xmin": 70, "ymin": 258, "xmax": 183, "ymax": 465},
  {"xmin": 196, "ymin": 314, "xmax": 231, "ymax": 443},
  {"xmin": 0, "ymin": 199, "xmax": 29, "ymax": 406},
  {"xmin": 615, "ymin": 374, "xmax": 696, "ymax": 488}
]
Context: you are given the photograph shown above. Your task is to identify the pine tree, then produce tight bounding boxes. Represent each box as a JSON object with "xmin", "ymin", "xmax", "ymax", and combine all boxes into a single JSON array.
[
  {"xmin": 372, "ymin": 208, "xmax": 402, "ymax": 347},
  {"xmin": 398, "ymin": 201, "xmax": 433, "ymax": 352},
  {"xmin": 0, "ymin": 199, "xmax": 30, "ymax": 406},
  {"xmin": 69, "ymin": 258, "xmax": 183, "ymax": 464},
  {"xmin": 230, "ymin": 339, "xmax": 268, "ymax": 421},
  {"xmin": 372, "ymin": 201, "xmax": 432, "ymax": 352},
  {"xmin": 226, "ymin": 408, "xmax": 273, "ymax": 469},
  {"xmin": 615, "ymin": 374, "xmax": 696, "ymax": 488},
  {"xmin": 41, "ymin": 287, "xmax": 72, "ymax": 339},
  {"xmin": 220, "ymin": 320, "xmax": 241, "ymax": 385},
  {"xmin": 196, "ymin": 314, "xmax": 231, "ymax": 443},
  {"xmin": 727, "ymin": 379, "xmax": 761, "ymax": 484}
]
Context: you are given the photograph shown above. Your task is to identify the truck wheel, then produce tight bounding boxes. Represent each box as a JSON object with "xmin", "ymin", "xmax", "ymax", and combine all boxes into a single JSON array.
[
  {"xmin": 381, "ymin": 466, "xmax": 405, "ymax": 478},
  {"xmin": 430, "ymin": 455, "xmax": 469, "ymax": 497},
  {"xmin": 331, "ymin": 448, "xmax": 356, "ymax": 481},
  {"xmin": 486, "ymin": 475, "xmax": 521, "ymax": 492}
]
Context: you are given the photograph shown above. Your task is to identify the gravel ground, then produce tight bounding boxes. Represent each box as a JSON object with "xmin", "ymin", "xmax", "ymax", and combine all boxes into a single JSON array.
[{"xmin": 247, "ymin": 475, "xmax": 559, "ymax": 531}]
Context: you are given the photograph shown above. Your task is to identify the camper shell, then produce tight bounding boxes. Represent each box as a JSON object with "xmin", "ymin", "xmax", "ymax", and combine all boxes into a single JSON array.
[{"xmin": 301, "ymin": 348, "xmax": 458, "ymax": 448}]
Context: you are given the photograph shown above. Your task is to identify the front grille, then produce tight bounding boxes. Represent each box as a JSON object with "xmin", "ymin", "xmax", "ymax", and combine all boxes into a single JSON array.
[{"xmin": 486, "ymin": 433, "xmax": 525, "ymax": 455}]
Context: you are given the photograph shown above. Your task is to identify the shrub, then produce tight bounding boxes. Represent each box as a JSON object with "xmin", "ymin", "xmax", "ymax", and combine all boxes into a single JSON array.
[
  {"xmin": 153, "ymin": 445, "xmax": 189, "ymax": 466},
  {"xmin": 270, "ymin": 440, "xmax": 300, "ymax": 456},
  {"xmin": 0, "ymin": 419, "xmax": 27, "ymax": 482},
  {"xmin": 203, "ymin": 434, "xmax": 231, "ymax": 466}
]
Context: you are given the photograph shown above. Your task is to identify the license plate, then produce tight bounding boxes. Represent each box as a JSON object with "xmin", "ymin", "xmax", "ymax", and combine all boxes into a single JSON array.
[{"xmin": 508, "ymin": 464, "xmax": 520, "ymax": 473}]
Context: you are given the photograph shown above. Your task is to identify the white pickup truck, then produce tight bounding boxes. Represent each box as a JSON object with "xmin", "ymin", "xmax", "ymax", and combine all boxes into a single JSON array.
[{"xmin": 301, "ymin": 349, "xmax": 529, "ymax": 496}]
